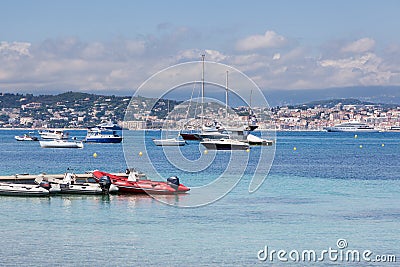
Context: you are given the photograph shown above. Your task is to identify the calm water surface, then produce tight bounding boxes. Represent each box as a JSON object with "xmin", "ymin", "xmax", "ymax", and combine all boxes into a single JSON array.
[{"xmin": 0, "ymin": 130, "xmax": 398, "ymax": 266}]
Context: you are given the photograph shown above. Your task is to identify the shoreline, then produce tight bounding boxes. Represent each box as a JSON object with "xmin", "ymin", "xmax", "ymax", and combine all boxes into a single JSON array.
[{"xmin": 2, "ymin": 127, "xmax": 399, "ymax": 133}]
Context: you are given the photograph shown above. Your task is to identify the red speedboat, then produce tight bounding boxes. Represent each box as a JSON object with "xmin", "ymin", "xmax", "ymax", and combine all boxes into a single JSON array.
[{"xmin": 92, "ymin": 170, "xmax": 190, "ymax": 195}]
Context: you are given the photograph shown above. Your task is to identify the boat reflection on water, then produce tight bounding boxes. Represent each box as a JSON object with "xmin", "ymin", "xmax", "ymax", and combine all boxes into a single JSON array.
[{"xmin": 107, "ymin": 193, "xmax": 185, "ymax": 207}]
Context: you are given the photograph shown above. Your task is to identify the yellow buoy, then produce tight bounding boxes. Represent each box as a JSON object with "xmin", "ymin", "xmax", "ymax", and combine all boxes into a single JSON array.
[
  {"xmin": 359, "ymin": 145, "xmax": 363, "ymax": 149},
  {"xmin": 381, "ymin": 143, "xmax": 385, "ymax": 147},
  {"xmin": 204, "ymin": 150, "xmax": 208, "ymax": 155},
  {"xmin": 246, "ymin": 148, "xmax": 250, "ymax": 152},
  {"xmin": 139, "ymin": 151, "xmax": 143, "ymax": 156},
  {"xmin": 354, "ymin": 134, "xmax": 358, "ymax": 139},
  {"xmin": 293, "ymin": 147, "xmax": 297, "ymax": 151},
  {"xmin": 93, "ymin": 152, "xmax": 98, "ymax": 158}
]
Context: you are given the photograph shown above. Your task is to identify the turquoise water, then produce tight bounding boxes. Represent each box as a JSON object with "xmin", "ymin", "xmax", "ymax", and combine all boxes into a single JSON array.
[{"xmin": 0, "ymin": 130, "xmax": 399, "ymax": 266}]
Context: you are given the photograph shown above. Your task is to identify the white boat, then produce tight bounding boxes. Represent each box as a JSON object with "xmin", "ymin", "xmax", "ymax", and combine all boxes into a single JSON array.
[
  {"xmin": 95, "ymin": 122, "xmax": 122, "ymax": 130},
  {"xmin": 35, "ymin": 173, "xmax": 118, "ymax": 195},
  {"xmin": 39, "ymin": 139, "xmax": 84, "ymax": 148},
  {"xmin": 200, "ymin": 138, "xmax": 250, "ymax": 150},
  {"xmin": 386, "ymin": 126, "xmax": 400, "ymax": 132},
  {"xmin": 38, "ymin": 129, "xmax": 69, "ymax": 140},
  {"xmin": 324, "ymin": 122, "xmax": 379, "ymax": 132},
  {"xmin": 15, "ymin": 133, "xmax": 39, "ymax": 141},
  {"xmin": 0, "ymin": 182, "xmax": 50, "ymax": 196},
  {"xmin": 246, "ymin": 134, "xmax": 274, "ymax": 146},
  {"xmin": 153, "ymin": 137, "xmax": 186, "ymax": 146},
  {"xmin": 154, "ymin": 100, "xmax": 186, "ymax": 146},
  {"xmin": 84, "ymin": 127, "xmax": 122, "ymax": 143}
]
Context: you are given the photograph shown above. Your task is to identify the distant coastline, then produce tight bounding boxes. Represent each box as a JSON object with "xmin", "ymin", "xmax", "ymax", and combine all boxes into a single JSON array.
[{"xmin": 1, "ymin": 91, "xmax": 399, "ymax": 131}]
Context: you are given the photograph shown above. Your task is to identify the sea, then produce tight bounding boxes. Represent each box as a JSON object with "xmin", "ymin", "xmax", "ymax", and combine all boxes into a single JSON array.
[{"xmin": 0, "ymin": 130, "xmax": 398, "ymax": 266}]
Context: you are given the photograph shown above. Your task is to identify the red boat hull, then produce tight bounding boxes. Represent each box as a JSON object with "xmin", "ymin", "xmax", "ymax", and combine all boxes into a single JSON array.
[{"xmin": 92, "ymin": 171, "xmax": 190, "ymax": 194}]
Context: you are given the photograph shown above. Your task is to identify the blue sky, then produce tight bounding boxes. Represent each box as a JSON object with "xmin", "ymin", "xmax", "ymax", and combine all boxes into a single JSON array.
[{"xmin": 1, "ymin": 0, "xmax": 400, "ymax": 96}]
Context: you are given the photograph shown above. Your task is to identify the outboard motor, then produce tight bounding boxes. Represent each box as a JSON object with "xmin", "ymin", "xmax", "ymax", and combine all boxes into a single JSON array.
[
  {"xmin": 99, "ymin": 176, "xmax": 112, "ymax": 194},
  {"xmin": 167, "ymin": 176, "xmax": 180, "ymax": 190},
  {"xmin": 39, "ymin": 181, "xmax": 51, "ymax": 190}
]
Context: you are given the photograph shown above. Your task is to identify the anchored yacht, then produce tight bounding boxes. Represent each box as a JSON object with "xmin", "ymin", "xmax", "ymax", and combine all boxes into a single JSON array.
[{"xmin": 324, "ymin": 122, "xmax": 379, "ymax": 132}]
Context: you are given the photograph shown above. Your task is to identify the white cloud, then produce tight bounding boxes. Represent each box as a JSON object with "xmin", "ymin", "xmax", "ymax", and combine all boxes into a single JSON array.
[
  {"xmin": 272, "ymin": 53, "xmax": 281, "ymax": 60},
  {"xmin": 1, "ymin": 30, "xmax": 400, "ymax": 94},
  {"xmin": 81, "ymin": 42, "xmax": 106, "ymax": 59},
  {"xmin": 125, "ymin": 40, "xmax": 146, "ymax": 55},
  {"xmin": 341, "ymin": 38, "xmax": 375, "ymax": 53},
  {"xmin": 0, "ymin": 41, "xmax": 31, "ymax": 57},
  {"xmin": 204, "ymin": 49, "xmax": 226, "ymax": 62},
  {"xmin": 236, "ymin": 30, "xmax": 287, "ymax": 51},
  {"xmin": 319, "ymin": 53, "xmax": 381, "ymax": 72},
  {"xmin": 318, "ymin": 52, "xmax": 394, "ymax": 86}
]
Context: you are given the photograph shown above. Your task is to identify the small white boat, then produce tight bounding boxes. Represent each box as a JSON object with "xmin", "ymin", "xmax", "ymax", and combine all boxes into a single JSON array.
[
  {"xmin": 246, "ymin": 134, "xmax": 274, "ymax": 146},
  {"xmin": 200, "ymin": 138, "xmax": 250, "ymax": 150},
  {"xmin": 35, "ymin": 173, "xmax": 118, "ymax": 195},
  {"xmin": 38, "ymin": 129, "xmax": 69, "ymax": 140},
  {"xmin": 39, "ymin": 139, "xmax": 84, "ymax": 148},
  {"xmin": 15, "ymin": 133, "xmax": 39, "ymax": 141},
  {"xmin": 153, "ymin": 100, "xmax": 186, "ymax": 146},
  {"xmin": 0, "ymin": 182, "xmax": 50, "ymax": 196},
  {"xmin": 152, "ymin": 138, "xmax": 186, "ymax": 146}
]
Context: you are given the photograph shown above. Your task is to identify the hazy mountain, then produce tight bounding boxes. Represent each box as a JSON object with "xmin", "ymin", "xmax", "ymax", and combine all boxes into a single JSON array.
[{"xmin": 263, "ymin": 86, "xmax": 400, "ymax": 107}]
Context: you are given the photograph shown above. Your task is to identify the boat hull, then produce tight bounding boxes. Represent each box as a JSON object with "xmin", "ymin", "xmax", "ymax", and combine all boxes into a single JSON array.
[
  {"xmin": 53, "ymin": 183, "xmax": 118, "ymax": 195},
  {"xmin": 153, "ymin": 138, "xmax": 186, "ymax": 146},
  {"xmin": 325, "ymin": 127, "xmax": 379, "ymax": 133},
  {"xmin": 115, "ymin": 182, "xmax": 189, "ymax": 194},
  {"xmin": 39, "ymin": 140, "xmax": 84, "ymax": 148},
  {"xmin": 324, "ymin": 122, "xmax": 379, "ymax": 132},
  {"xmin": 0, "ymin": 183, "xmax": 49, "ymax": 197},
  {"xmin": 201, "ymin": 143, "xmax": 249, "ymax": 150},
  {"xmin": 180, "ymin": 133, "xmax": 201, "ymax": 141},
  {"xmin": 92, "ymin": 171, "xmax": 190, "ymax": 194},
  {"xmin": 84, "ymin": 137, "xmax": 122, "ymax": 143},
  {"xmin": 246, "ymin": 134, "xmax": 274, "ymax": 146},
  {"xmin": 200, "ymin": 140, "xmax": 250, "ymax": 150}
]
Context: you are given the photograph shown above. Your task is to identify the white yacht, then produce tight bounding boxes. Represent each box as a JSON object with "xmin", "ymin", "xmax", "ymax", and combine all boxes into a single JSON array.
[
  {"xmin": 200, "ymin": 138, "xmax": 250, "ymax": 150},
  {"xmin": 324, "ymin": 122, "xmax": 379, "ymax": 132},
  {"xmin": 38, "ymin": 129, "xmax": 69, "ymax": 140},
  {"xmin": 84, "ymin": 127, "xmax": 122, "ymax": 143},
  {"xmin": 386, "ymin": 126, "xmax": 400, "ymax": 132},
  {"xmin": 39, "ymin": 139, "xmax": 84, "ymax": 148}
]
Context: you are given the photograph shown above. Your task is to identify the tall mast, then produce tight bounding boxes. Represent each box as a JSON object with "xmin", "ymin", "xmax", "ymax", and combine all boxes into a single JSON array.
[
  {"xmin": 201, "ymin": 54, "xmax": 205, "ymax": 127},
  {"xmin": 225, "ymin": 70, "xmax": 229, "ymax": 119},
  {"xmin": 248, "ymin": 89, "xmax": 253, "ymax": 125}
]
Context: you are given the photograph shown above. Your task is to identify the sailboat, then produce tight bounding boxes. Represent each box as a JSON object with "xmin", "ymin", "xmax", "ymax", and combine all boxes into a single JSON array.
[
  {"xmin": 180, "ymin": 55, "xmax": 229, "ymax": 141},
  {"xmin": 152, "ymin": 100, "xmax": 186, "ymax": 146}
]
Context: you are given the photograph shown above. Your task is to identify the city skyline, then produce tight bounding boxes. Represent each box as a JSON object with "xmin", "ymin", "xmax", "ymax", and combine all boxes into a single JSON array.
[{"xmin": 1, "ymin": 1, "xmax": 400, "ymax": 96}]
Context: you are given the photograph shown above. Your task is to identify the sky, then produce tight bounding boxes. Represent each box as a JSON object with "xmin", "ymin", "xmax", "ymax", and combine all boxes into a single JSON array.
[{"xmin": 1, "ymin": 0, "xmax": 400, "ymax": 97}]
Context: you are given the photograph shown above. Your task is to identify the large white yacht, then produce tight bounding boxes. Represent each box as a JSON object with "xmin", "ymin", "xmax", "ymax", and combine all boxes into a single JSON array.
[{"xmin": 324, "ymin": 122, "xmax": 379, "ymax": 132}]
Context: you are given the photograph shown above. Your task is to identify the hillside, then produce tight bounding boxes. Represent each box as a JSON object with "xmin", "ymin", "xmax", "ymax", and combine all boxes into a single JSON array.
[
  {"xmin": 288, "ymin": 98, "xmax": 398, "ymax": 109},
  {"xmin": 264, "ymin": 86, "xmax": 400, "ymax": 107}
]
